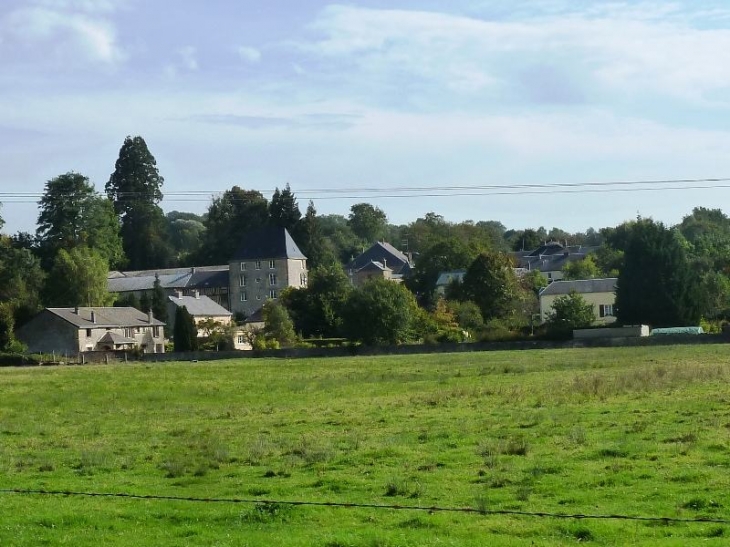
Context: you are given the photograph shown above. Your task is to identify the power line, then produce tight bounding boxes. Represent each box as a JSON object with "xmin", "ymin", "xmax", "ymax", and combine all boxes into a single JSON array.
[
  {"xmin": 2, "ymin": 488, "xmax": 729, "ymax": 524},
  {"xmin": 2, "ymin": 177, "xmax": 730, "ymax": 203}
]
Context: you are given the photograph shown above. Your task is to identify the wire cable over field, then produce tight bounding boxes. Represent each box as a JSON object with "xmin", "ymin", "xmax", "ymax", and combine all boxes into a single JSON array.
[{"xmin": 2, "ymin": 488, "xmax": 729, "ymax": 525}]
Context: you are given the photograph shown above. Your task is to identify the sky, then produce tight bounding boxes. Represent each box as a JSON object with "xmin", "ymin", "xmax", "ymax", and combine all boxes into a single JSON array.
[{"xmin": 1, "ymin": 0, "xmax": 730, "ymax": 236}]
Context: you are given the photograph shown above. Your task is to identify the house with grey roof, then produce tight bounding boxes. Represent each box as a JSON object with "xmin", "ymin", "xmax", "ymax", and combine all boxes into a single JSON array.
[
  {"xmin": 539, "ymin": 278, "xmax": 618, "ymax": 324},
  {"xmin": 167, "ymin": 291, "xmax": 233, "ymax": 332},
  {"xmin": 229, "ymin": 226, "xmax": 308, "ymax": 319},
  {"xmin": 512, "ymin": 242, "xmax": 600, "ymax": 283},
  {"xmin": 108, "ymin": 266, "xmax": 229, "ymax": 309},
  {"xmin": 16, "ymin": 307, "xmax": 166, "ymax": 356},
  {"xmin": 435, "ymin": 270, "xmax": 466, "ymax": 296},
  {"xmin": 346, "ymin": 241, "xmax": 413, "ymax": 287}
]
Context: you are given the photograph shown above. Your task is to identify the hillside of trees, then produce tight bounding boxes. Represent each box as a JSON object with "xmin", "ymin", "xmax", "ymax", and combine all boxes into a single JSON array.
[{"xmin": 1, "ymin": 135, "xmax": 729, "ymax": 350}]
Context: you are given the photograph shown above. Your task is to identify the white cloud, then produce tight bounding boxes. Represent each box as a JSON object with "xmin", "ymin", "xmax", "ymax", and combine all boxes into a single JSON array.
[
  {"xmin": 300, "ymin": 4, "xmax": 730, "ymax": 104},
  {"xmin": 237, "ymin": 45, "xmax": 261, "ymax": 63},
  {"xmin": 3, "ymin": 5, "xmax": 124, "ymax": 65}
]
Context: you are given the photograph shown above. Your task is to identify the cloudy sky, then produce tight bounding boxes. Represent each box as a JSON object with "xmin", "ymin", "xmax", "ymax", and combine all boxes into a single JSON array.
[{"xmin": 2, "ymin": 0, "xmax": 730, "ymax": 235}]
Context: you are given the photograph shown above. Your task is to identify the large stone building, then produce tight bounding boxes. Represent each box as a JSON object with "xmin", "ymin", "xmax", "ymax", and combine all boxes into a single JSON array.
[
  {"xmin": 228, "ymin": 227, "xmax": 308, "ymax": 319},
  {"xmin": 16, "ymin": 307, "xmax": 166, "ymax": 356}
]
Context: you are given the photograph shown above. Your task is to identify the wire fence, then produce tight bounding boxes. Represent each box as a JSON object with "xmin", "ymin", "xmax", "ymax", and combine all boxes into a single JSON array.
[{"xmin": 2, "ymin": 488, "xmax": 729, "ymax": 525}]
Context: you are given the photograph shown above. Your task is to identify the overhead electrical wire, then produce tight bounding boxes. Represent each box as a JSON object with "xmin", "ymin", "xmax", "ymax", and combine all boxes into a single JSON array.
[{"xmin": 1, "ymin": 177, "xmax": 730, "ymax": 203}]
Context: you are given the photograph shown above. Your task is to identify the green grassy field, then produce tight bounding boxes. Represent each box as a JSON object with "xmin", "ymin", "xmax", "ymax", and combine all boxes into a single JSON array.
[{"xmin": 2, "ymin": 345, "xmax": 730, "ymax": 545}]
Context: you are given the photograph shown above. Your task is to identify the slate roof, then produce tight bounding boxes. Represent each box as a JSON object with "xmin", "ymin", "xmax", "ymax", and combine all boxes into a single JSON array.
[
  {"xmin": 347, "ymin": 242, "xmax": 412, "ymax": 275},
  {"xmin": 231, "ymin": 227, "xmax": 306, "ymax": 261},
  {"xmin": 168, "ymin": 294, "xmax": 232, "ymax": 317},
  {"xmin": 511, "ymin": 243, "xmax": 600, "ymax": 274},
  {"xmin": 47, "ymin": 307, "xmax": 165, "ymax": 328},
  {"xmin": 539, "ymin": 278, "xmax": 618, "ymax": 297},
  {"xmin": 435, "ymin": 270, "xmax": 466, "ymax": 287},
  {"xmin": 357, "ymin": 260, "xmax": 391, "ymax": 273},
  {"xmin": 107, "ymin": 266, "xmax": 229, "ymax": 293}
]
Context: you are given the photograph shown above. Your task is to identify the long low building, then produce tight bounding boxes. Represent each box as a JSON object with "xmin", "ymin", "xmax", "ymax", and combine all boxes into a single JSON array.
[{"xmin": 16, "ymin": 307, "xmax": 166, "ymax": 356}]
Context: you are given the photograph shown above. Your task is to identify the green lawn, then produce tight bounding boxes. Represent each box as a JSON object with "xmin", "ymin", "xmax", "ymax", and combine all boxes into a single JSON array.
[{"xmin": 2, "ymin": 345, "xmax": 730, "ymax": 545}]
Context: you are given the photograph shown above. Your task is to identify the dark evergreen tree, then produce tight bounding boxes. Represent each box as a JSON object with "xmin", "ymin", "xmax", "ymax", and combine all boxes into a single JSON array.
[
  {"xmin": 269, "ymin": 183, "xmax": 301, "ymax": 232},
  {"xmin": 615, "ymin": 218, "xmax": 701, "ymax": 327},
  {"xmin": 151, "ymin": 275, "xmax": 168, "ymax": 323},
  {"xmin": 296, "ymin": 201, "xmax": 337, "ymax": 270},
  {"xmin": 106, "ymin": 136, "xmax": 172, "ymax": 270},
  {"xmin": 197, "ymin": 186, "xmax": 270, "ymax": 264},
  {"xmin": 173, "ymin": 305, "xmax": 198, "ymax": 351},
  {"xmin": 139, "ymin": 291, "xmax": 151, "ymax": 313}
]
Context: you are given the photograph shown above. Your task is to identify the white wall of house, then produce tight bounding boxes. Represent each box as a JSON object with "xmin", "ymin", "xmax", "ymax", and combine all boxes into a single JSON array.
[{"xmin": 540, "ymin": 291, "xmax": 617, "ymax": 325}]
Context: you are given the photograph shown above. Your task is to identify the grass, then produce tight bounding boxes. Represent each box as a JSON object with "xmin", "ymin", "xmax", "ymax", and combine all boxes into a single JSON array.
[{"xmin": 1, "ymin": 345, "xmax": 730, "ymax": 545}]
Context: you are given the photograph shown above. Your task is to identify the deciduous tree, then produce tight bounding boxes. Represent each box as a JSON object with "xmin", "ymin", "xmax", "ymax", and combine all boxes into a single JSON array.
[
  {"xmin": 342, "ymin": 278, "xmax": 421, "ymax": 345},
  {"xmin": 457, "ymin": 251, "xmax": 520, "ymax": 322},
  {"xmin": 43, "ymin": 247, "xmax": 115, "ymax": 307},
  {"xmin": 546, "ymin": 291, "xmax": 595, "ymax": 334},
  {"xmin": 348, "ymin": 203, "xmax": 387, "ymax": 243}
]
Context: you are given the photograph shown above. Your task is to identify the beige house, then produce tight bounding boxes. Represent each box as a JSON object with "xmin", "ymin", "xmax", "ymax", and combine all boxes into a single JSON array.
[
  {"xmin": 539, "ymin": 278, "xmax": 617, "ymax": 325},
  {"xmin": 229, "ymin": 227, "xmax": 308, "ymax": 319},
  {"xmin": 16, "ymin": 307, "xmax": 166, "ymax": 356},
  {"xmin": 346, "ymin": 241, "xmax": 413, "ymax": 287}
]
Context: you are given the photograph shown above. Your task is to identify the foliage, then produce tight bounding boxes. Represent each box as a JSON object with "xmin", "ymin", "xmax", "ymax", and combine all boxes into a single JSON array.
[
  {"xmin": 173, "ymin": 306, "xmax": 198, "ymax": 352},
  {"xmin": 546, "ymin": 291, "xmax": 596, "ymax": 334},
  {"xmin": 561, "ymin": 255, "xmax": 601, "ymax": 280},
  {"xmin": 0, "ymin": 236, "xmax": 45, "ymax": 327},
  {"xmin": 296, "ymin": 201, "xmax": 337, "ymax": 270},
  {"xmin": 507, "ymin": 228, "xmax": 546, "ymax": 251},
  {"xmin": 197, "ymin": 186, "xmax": 270, "ymax": 264},
  {"xmin": 269, "ymin": 184, "xmax": 301, "ymax": 233},
  {"xmin": 262, "ymin": 300, "xmax": 297, "ymax": 347},
  {"xmin": 347, "ymin": 203, "xmax": 388, "ymax": 243},
  {"xmin": 166, "ymin": 211, "xmax": 205, "ymax": 263},
  {"xmin": 448, "ymin": 300, "xmax": 484, "ymax": 333},
  {"xmin": 197, "ymin": 319, "xmax": 235, "ymax": 351},
  {"xmin": 456, "ymin": 251, "xmax": 521, "ymax": 322},
  {"xmin": 280, "ymin": 264, "xmax": 352, "ymax": 338},
  {"xmin": 43, "ymin": 247, "xmax": 114, "ymax": 307},
  {"xmin": 151, "ymin": 276, "xmax": 168, "ymax": 324},
  {"xmin": 421, "ymin": 299, "xmax": 468, "ymax": 344},
  {"xmin": 106, "ymin": 136, "xmax": 172, "ymax": 270},
  {"xmin": 0, "ymin": 301, "xmax": 15, "ymax": 350},
  {"xmin": 615, "ymin": 219, "xmax": 702, "ymax": 327},
  {"xmin": 36, "ymin": 172, "xmax": 124, "ymax": 268},
  {"xmin": 406, "ymin": 237, "xmax": 480, "ymax": 308},
  {"xmin": 342, "ymin": 278, "xmax": 421, "ymax": 345}
]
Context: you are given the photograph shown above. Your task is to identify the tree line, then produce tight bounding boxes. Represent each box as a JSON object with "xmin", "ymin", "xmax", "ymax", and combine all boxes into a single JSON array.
[{"xmin": 0, "ymin": 134, "xmax": 727, "ymax": 350}]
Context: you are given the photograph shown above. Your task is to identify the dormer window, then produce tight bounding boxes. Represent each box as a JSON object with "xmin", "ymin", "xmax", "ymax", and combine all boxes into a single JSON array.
[
  {"xmin": 255, "ymin": 260, "xmax": 261, "ymax": 270},
  {"xmin": 269, "ymin": 260, "xmax": 275, "ymax": 269},
  {"xmin": 240, "ymin": 262, "xmax": 247, "ymax": 271}
]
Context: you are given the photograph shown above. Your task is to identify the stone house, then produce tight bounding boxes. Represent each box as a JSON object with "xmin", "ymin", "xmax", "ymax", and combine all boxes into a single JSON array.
[
  {"xmin": 228, "ymin": 226, "xmax": 308, "ymax": 319},
  {"xmin": 346, "ymin": 241, "xmax": 413, "ymax": 287},
  {"xmin": 16, "ymin": 307, "xmax": 166, "ymax": 356}
]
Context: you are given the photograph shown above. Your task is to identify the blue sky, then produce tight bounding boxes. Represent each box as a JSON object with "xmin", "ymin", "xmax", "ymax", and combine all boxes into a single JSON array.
[{"xmin": 2, "ymin": 0, "xmax": 730, "ymax": 235}]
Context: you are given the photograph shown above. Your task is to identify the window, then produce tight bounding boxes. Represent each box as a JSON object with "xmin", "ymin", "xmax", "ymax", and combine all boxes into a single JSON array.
[
  {"xmin": 240, "ymin": 262, "xmax": 247, "ymax": 271},
  {"xmin": 237, "ymin": 335, "xmax": 245, "ymax": 344},
  {"xmin": 86, "ymin": 328, "xmax": 92, "ymax": 337},
  {"xmin": 269, "ymin": 260, "xmax": 275, "ymax": 269},
  {"xmin": 300, "ymin": 272, "xmax": 307, "ymax": 286},
  {"xmin": 240, "ymin": 291, "xmax": 247, "ymax": 302},
  {"xmin": 239, "ymin": 274, "xmax": 247, "ymax": 287},
  {"xmin": 153, "ymin": 326, "xmax": 160, "ymax": 337},
  {"xmin": 268, "ymin": 273, "xmax": 277, "ymax": 286},
  {"xmin": 255, "ymin": 277, "xmax": 261, "ymax": 284},
  {"xmin": 599, "ymin": 304, "xmax": 614, "ymax": 318},
  {"xmin": 256, "ymin": 295, "xmax": 261, "ymax": 300},
  {"xmin": 255, "ymin": 260, "xmax": 261, "ymax": 270},
  {"xmin": 269, "ymin": 289, "xmax": 277, "ymax": 299}
]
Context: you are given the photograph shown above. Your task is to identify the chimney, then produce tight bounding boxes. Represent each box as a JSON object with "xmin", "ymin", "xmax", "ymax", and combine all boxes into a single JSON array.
[
  {"xmin": 148, "ymin": 310, "xmax": 153, "ymax": 324},
  {"xmin": 74, "ymin": 306, "xmax": 79, "ymax": 315},
  {"xmin": 194, "ymin": 290, "xmax": 200, "ymax": 299},
  {"xmin": 190, "ymin": 267, "xmax": 196, "ymax": 274},
  {"xmin": 91, "ymin": 310, "xmax": 96, "ymax": 324},
  {"xmin": 176, "ymin": 290, "xmax": 183, "ymax": 299},
  {"xmin": 383, "ymin": 258, "xmax": 387, "ymax": 268}
]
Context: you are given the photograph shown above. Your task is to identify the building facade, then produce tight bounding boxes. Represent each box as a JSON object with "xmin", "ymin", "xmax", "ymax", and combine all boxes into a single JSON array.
[
  {"xmin": 228, "ymin": 227, "xmax": 308, "ymax": 319},
  {"xmin": 539, "ymin": 278, "xmax": 618, "ymax": 325}
]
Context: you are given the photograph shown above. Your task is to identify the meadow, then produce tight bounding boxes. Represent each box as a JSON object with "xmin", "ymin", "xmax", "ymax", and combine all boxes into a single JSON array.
[{"xmin": 1, "ymin": 345, "xmax": 730, "ymax": 545}]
